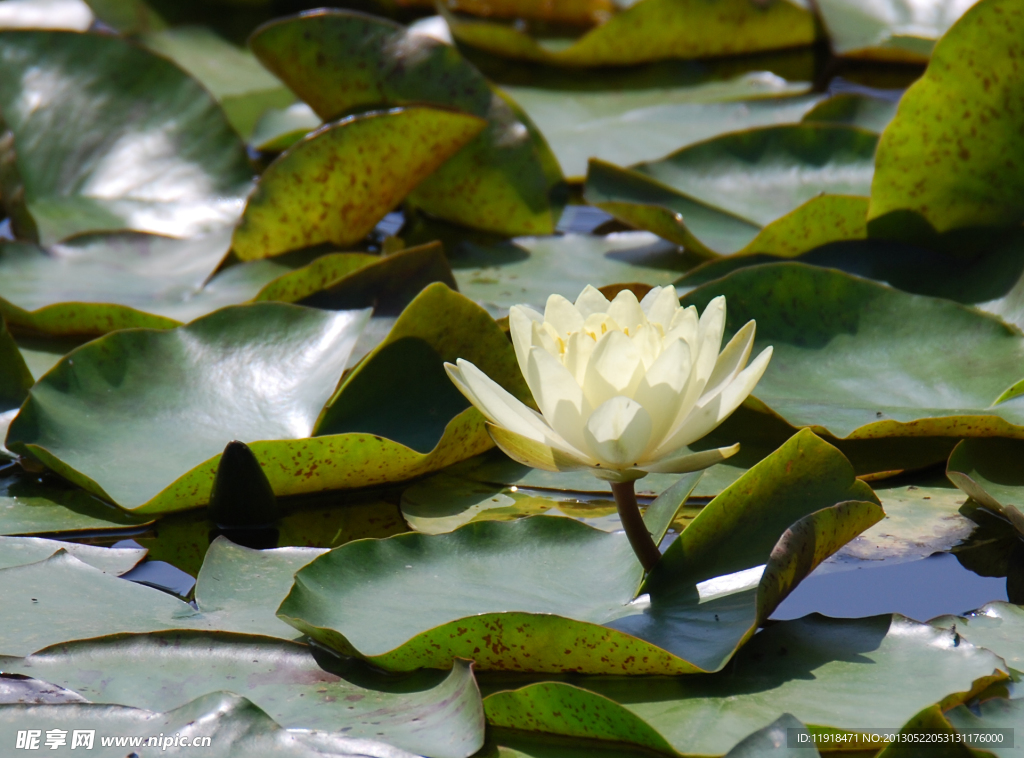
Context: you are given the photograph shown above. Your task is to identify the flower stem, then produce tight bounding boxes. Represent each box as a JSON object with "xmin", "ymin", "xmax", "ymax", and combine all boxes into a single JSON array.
[{"xmin": 610, "ymin": 481, "xmax": 661, "ymax": 572}]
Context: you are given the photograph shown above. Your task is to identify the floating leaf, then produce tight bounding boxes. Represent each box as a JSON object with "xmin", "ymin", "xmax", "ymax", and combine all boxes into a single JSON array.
[
  {"xmin": 140, "ymin": 26, "xmax": 294, "ymax": 139},
  {"xmin": 0, "ymin": 673, "xmax": 88, "ymax": 705},
  {"xmin": 0, "ymin": 467, "xmax": 151, "ymax": 536},
  {"xmin": 947, "ymin": 439, "xmax": 1024, "ymax": 534},
  {"xmin": 250, "ymin": 10, "xmax": 565, "ymax": 236},
  {"xmin": 0, "ymin": 318, "xmax": 31, "ymax": 414},
  {"xmin": 816, "ymin": 0, "xmax": 977, "ymax": 62},
  {"xmin": 232, "ymin": 108, "xmax": 485, "ymax": 260},
  {"xmin": 441, "ymin": 231, "xmax": 689, "ymax": 317},
  {"xmin": 486, "ymin": 614, "xmax": 1006, "ymax": 756},
  {"xmin": 254, "ymin": 241, "xmax": 457, "ymax": 313},
  {"xmin": 84, "ymin": 0, "xmax": 166, "ymax": 35},
  {"xmin": 443, "ymin": 0, "xmax": 817, "ymax": 67},
  {"xmin": 316, "ymin": 282, "xmax": 530, "ymax": 451},
  {"xmin": 2, "ymin": 635, "xmax": 485, "ymax": 758},
  {"xmin": 584, "ymin": 124, "xmax": 877, "ymax": 256},
  {"xmin": 868, "ymin": 0, "xmax": 1024, "ymax": 235},
  {"xmin": 0, "ymin": 550, "xmax": 199, "ymax": 657},
  {"xmin": 192, "ymin": 537, "xmax": 327, "ymax": 640},
  {"xmin": 802, "ymin": 93, "xmax": 899, "ymax": 133},
  {"xmin": 500, "ymin": 72, "xmax": 817, "ymax": 179},
  {"xmin": 250, "ymin": 102, "xmax": 320, "ymax": 153},
  {"xmin": 278, "ymin": 471, "xmax": 700, "ymax": 674},
  {"xmin": 0, "ymin": 690, "xmax": 420, "ymax": 758},
  {"xmin": 6, "ymin": 303, "xmax": 369, "ymax": 511},
  {"xmin": 0, "ymin": 30, "xmax": 253, "ymax": 245},
  {"xmin": 280, "ymin": 431, "xmax": 878, "ymax": 674},
  {"xmin": 736, "ymin": 195, "xmax": 869, "ymax": 257},
  {"xmin": 0, "ymin": 536, "xmax": 144, "ymax": 574},
  {"xmin": 680, "ymin": 262, "xmax": 1024, "ymax": 440},
  {"xmin": 945, "ymin": 697, "xmax": 1024, "ymax": 758},
  {"xmin": 931, "ymin": 601, "xmax": 1024, "ymax": 671}
]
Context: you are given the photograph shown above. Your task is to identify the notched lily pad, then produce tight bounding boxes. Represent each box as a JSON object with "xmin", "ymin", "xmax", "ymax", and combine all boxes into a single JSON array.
[
  {"xmin": 231, "ymin": 107, "xmax": 486, "ymax": 260},
  {"xmin": 2, "ymin": 634, "xmax": 485, "ymax": 758},
  {"xmin": 6, "ymin": 302, "xmax": 370, "ymax": 511},
  {"xmin": 868, "ymin": 0, "xmax": 1024, "ymax": 235},
  {"xmin": 584, "ymin": 124, "xmax": 877, "ymax": 257},
  {"xmin": 680, "ymin": 262, "xmax": 1024, "ymax": 441},
  {"xmin": 278, "ymin": 431, "xmax": 879, "ymax": 675},
  {"xmin": 947, "ymin": 439, "xmax": 1024, "ymax": 535},
  {"xmin": 0, "ymin": 29, "xmax": 253, "ymax": 245},
  {"xmin": 250, "ymin": 10, "xmax": 565, "ymax": 237},
  {"xmin": 443, "ymin": 0, "xmax": 817, "ymax": 67},
  {"xmin": 486, "ymin": 614, "xmax": 1007, "ymax": 757},
  {"xmin": 0, "ymin": 690, "xmax": 420, "ymax": 758}
]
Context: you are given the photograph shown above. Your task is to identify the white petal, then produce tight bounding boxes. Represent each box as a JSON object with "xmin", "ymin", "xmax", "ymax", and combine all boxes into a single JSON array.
[
  {"xmin": 544, "ymin": 294, "xmax": 584, "ymax": 339},
  {"xmin": 633, "ymin": 338, "xmax": 692, "ymax": 451},
  {"xmin": 641, "ymin": 286, "xmax": 680, "ymax": 329},
  {"xmin": 666, "ymin": 305, "xmax": 698, "ymax": 347},
  {"xmin": 581, "ymin": 329, "xmax": 643, "ymax": 409},
  {"xmin": 583, "ymin": 396, "xmax": 653, "ymax": 468},
  {"xmin": 607, "ymin": 289, "xmax": 646, "ymax": 335},
  {"xmin": 640, "ymin": 443, "xmax": 740, "ymax": 474},
  {"xmin": 673, "ymin": 296, "xmax": 727, "ymax": 422},
  {"xmin": 530, "ymin": 320, "xmax": 561, "ymax": 357},
  {"xmin": 564, "ymin": 331, "xmax": 596, "ymax": 385},
  {"xmin": 447, "ymin": 360, "xmax": 568, "ymax": 449},
  {"xmin": 526, "ymin": 346, "xmax": 591, "ymax": 454},
  {"xmin": 632, "ymin": 322, "xmax": 662, "ymax": 370},
  {"xmin": 652, "ymin": 346, "xmax": 773, "ymax": 454},
  {"xmin": 509, "ymin": 305, "xmax": 543, "ymax": 379},
  {"xmin": 575, "ymin": 284, "xmax": 611, "ymax": 318},
  {"xmin": 704, "ymin": 320, "xmax": 756, "ymax": 400}
]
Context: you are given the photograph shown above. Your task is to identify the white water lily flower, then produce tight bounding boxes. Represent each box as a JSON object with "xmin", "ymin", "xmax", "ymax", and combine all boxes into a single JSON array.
[{"xmin": 445, "ymin": 285, "xmax": 773, "ymax": 483}]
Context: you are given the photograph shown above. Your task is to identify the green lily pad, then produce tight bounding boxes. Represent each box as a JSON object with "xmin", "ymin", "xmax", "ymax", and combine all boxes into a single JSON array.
[
  {"xmin": 140, "ymin": 26, "xmax": 294, "ymax": 139},
  {"xmin": 0, "ymin": 467, "xmax": 152, "ymax": 536},
  {"xmin": 0, "ymin": 30, "xmax": 253, "ymax": 245},
  {"xmin": 0, "ymin": 231, "xmax": 249, "ymax": 336},
  {"xmin": 947, "ymin": 439, "xmax": 1024, "ymax": 534},
  {"xmin": 254, "ymin": 241, "xmax": 457, "ymax": 314},
  {"xmin": 231, "ymin": 107, "xmax": 485, "ymax": 260},
  {"xmin": 679, "ymin": 262, "xmax": 1024, "ymax": 440},
  {"xmin": 945, "ymin": 697, "xmax": 1024, "ymax": 758},
  {"xmin": 500, "ymin": 73, "xmax": 818, "ymax": 179},
  {"xmin": 0, "ymin": 550, "xmax": 199, "ymax": 657},
  {"xmin": 0, "ymin": 536, "xmax": 145, "ymax": 574},
  {"xmin": 868, "ymin": 0, "xmax": 1024, "ymax": 235},
  {"xmin": 8, "ymin": 284, "xmax": 528, "ymax": 512},
  {"xmin": 316, "ymin": 282, "xmax": 530, "ymax": 452},
  {"xmin": 250, "ymin": 102, "xmax": 321, "ymax": 153},
  {"xmin": 0, "ymin": 690, "xmax": 420, "ymax": 758},
  {"xmin": 676, "ymin": 228, "xmax": 1024, "ymax": 331},
  {"xmin": 6, "ymin": 302, "xmax": 370, "ymax": 511},
  {"xmin": 817, "ymin": 0, "xmax": 976, "ymax": 61},
  {"xmin": 442, "ymin": 0, "xmax": 817, "ymax": 67},
  {"xmin": 802, "ymin": 93, "xmax": 899, "ymax": 133},
  {"xmin": 486, "ymin": 614, "xmax": 1007, "ymax": 757},
  {"xmin": 279, "ymin": 431, "xmax": 879, "ymax": 674},
  {"xmin": 192, "ymin": 537, "xmax": 327, "ymax": 640},
  {"xmin": 931, "ymin": 601, "xmax": 1024, "ymax": 671},
  {"xmin": 443, "ymin": 231, "xmax": 689, "ymax": 317},
  {"xmin": 249, "ymin": 10, "xmax": 565, "ymax": 237},
  {"xmin": 278, "ymin": 472, "xmax": 698, "ymax": 674},
  {"xmin": 0, "ymin": 319, "xmax": 31, "ymax": 414},
  {"xmin": 736, "ymin": 195, "xmax": 869, "ymax": 257},
  {"xmin": 584, "ymin": 124, "xmax": 877, "ymax": 256},
  {"xmin": 2, "ymin": 635, "xmax": 485, "ymax": 758},
  {"xmin": 842, "ymin": 476, "xmax": 973, "ymax": 565}
]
